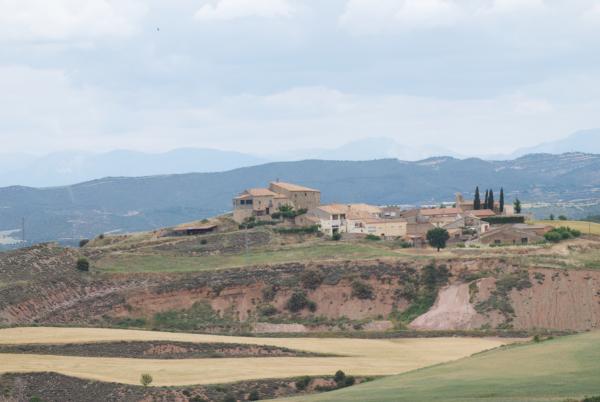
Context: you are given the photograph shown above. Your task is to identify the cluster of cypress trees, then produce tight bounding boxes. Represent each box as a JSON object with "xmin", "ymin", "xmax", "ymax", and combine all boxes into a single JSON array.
[{"xmin": 473, "ymin": 186, "xmax": 504, "ymax": 212}]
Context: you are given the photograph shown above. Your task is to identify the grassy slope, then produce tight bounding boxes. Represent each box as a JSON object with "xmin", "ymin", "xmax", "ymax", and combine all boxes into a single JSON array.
[
  {"xmin": 535, "ymin": 220, "xmax": 600, "ymax": 236},
  {"xmin": 94, "ymin": 242, "xmax": 412, "ymax": 273},
  {"xmin": 280, "ymin": 331, "xmax": 600, "ymax": 402}
]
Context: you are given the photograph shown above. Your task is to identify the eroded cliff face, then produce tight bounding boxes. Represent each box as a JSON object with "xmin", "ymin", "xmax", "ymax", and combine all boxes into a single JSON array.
[{"xmin": 3, "ymin": 243, "xmax": 600, "ymax": 333}]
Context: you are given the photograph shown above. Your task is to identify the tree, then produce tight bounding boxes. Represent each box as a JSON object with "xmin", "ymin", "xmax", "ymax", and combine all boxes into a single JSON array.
[
  {"xmin": 514, "ymin": 198, "xmax": 522, "ymax": 214},
  {"xmin": 140, "ymin": 373, "xmax": 153, "ymax": 387},
  {"xmin": 76, "ymin": 257, "xmax": 89, "ymax": 272},
  {"xmin": 558, "ymin": 215, "xmax": 568, "ymax": 221},
  {"xmin": 484, "ymin": 190, "xmax": 489, "ymax": 209},
  {"xmin": 488, "ymin": 189, "xmax": 495, "ymax": 211},
  {"xmin": 426, "ymin": 228, "xmax": 450, "ymax": 252},
  {"xmin": 474, "ymin": 186, "xmax": 481, "ymax": 210},
  {"xmin": 499, "ymin": 188, "xmax": 505, "ymax": 213}
]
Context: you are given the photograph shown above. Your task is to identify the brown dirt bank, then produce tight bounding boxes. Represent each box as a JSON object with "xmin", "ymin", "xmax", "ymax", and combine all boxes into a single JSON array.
[
  {"xmin": 4, "ymin": 242, "xmax": 600, "ymax": 333},
  {"xmin": 0, "ymin": 372, "xmax": 366, "ymax": 402}
]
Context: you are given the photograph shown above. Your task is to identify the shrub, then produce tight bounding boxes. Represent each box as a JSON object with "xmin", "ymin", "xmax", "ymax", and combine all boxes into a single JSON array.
[
  {"xmin": 259, "ymin": 304, "xmax": 278, "ymax": 317},
  {"xmin": 76, "ymin": 257, "xmax": 90, "ymax": 272},
  {"xmin": 544, "ymin": 226, "xmax": 581, "ymax": 242},
  {"xmin": 300, "ymin": 270, "xmax": 324, "ymax": 290},
  {"xmin": 78, "ymin": 239, "xmax": 89, "ymax": 247},
  {"xmin": 351, "ymin": 280, "xmax": 374, "ymax": 300},
  {"xmin": 190, "ymin": 397, "xmax": 208, "ymax": 402},
  {"xmin": 262, "ymin": 285, "xmax": 278, "ymax": 301},
  {"xmin": 275, "ymin": 225, "xmax": 319, "ymax": 234},
  {"xmin": 295, "ymin": 376, "xmax": 311, "ymax": 390},
  {"xmin": 395, "ymin": 239, "xmax": 412, "ymax": 248},
  {"xmin": 140, "ymin": 373, "xmax": 153, "ymax": 387},
  {"xmin": 331, "ymin": 232, "xmax": 342, "ymax": 241},
  {"xmin": 558, "ymin": 215, "xmax": 568, "ymax": 221},
  {"xmin": 222, "ymin": 394, "xmax": 236, "ymax": 402},
  {"xmin": 247, "ymin": 389, "xmax": 260, "ymax": 401},
  {"xmin": 365, "ymin": 234, "xmax": 381, "ymax": 241},
  {"xmin": 482, "ymin": 216, "xmax": 526, "ymax": 224},
  {"xmin": 334, "ymin": 370, "xmax": 346, "ymax": 385},
  {"xmin": 200, "ymin": 239, "xmax": 208, "ymax": 245},
  {"xmin": 344, "ymin": 376, "xmax": 356, "ymax": 387},
  {"xmin": 98, "ymin": 233, "xmax": 105, "ymax": 240},
  {"xmin": 544, "ymin": 231, "xmax": 562, "ymax": 243},
  {"xmin": 286, "ymin": 291, "xmax": 313, "ymax": 312}
]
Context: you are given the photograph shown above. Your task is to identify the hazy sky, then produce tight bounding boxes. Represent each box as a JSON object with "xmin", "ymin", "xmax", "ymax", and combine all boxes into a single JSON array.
[{"xmin": 1, "ymin": 0, "xmax": 600, "ymax": 156}]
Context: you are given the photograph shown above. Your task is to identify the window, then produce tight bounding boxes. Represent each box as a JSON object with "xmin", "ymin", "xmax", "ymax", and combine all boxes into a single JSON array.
[{"xmin": 494, "ymin": 239, "xmax": 501, "ymax": 245}]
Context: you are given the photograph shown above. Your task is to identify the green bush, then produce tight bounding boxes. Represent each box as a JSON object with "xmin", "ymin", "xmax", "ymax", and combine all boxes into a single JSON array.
[
  {"xmin": 140, "ymin": 373, "xmax": 153, "ymax": 387},
  {"xmin": 351, "ymin": 280, "xmax": 374, "ymax": 300},
  {"xmin": 76, "ymin": 257, "xmax": 90, "ymax": 272},
  {"xmin": 222, "ymin": 394, "xmax": 236, "ymax": 402},
  {"xmin": 344, "ymin": 376, "xmax": 356, "ymax": 387},
  {"xmin": 259, "ymin": 304, "xmax": 278, "ymax": 317},
  {"xmin": 247, "ymin": 389, "xmax": 260, "ymax": 401},
  {"xmin": 78, "ymin": 239, "xmax": 89, "ymax": 247},
  {"xmin": 295, "ymin": 376, "xmax": 311, "ymax": 390},
  {"xmin": 544, "ymin": 226, "xmax": 581, "ymax": 242},
  {"xmin": 334, "ymin": 370, "xmax": 346, "ymax": 385},
  {"xmin": 365, "ymin": 234, "xmax": 381, "ymax": 241},
  {"xmin": 482, "ymin": 216, "xmax": 526, "ymax": 224},
  {"xmin": 262, "ymin": 285, "xmax": 278, "ymax": 301},
  {"xmin": 300, "ymin": 270, "xmax": 324, "ymax": 290},
  {"xmin": 275, "ymin": 225, "xmax": 319, "ymax": 234},
  {"xmin": 286, "ymin": 291, "xmax": 316, "ymax": 313},
  {"xmin": 331, "ymin": 232, "xmax": 342, "ymax": 241}
]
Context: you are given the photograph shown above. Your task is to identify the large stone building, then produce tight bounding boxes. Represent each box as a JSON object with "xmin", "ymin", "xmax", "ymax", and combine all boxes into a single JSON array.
[{"xmin": 232, "ymin": 181, "xmax": 320, "ymax": 223}]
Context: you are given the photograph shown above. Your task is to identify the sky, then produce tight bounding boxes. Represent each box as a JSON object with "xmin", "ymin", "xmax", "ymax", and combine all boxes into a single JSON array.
[{"xmin": 1, "ymin": 0, "xmax": 600, "ymax": 157}]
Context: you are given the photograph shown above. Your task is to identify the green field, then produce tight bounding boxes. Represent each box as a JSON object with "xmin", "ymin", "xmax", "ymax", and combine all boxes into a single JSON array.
[
  {"xmin": 280, "ymin": 331, "xmax": 600, "ymax": 402},
  {"xmin": 95, "ymin": 242, "xmax": 407, "ymax": 273}
]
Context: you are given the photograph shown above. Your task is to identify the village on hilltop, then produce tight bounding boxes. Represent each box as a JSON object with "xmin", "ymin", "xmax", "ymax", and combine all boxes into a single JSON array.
[{"xmin": 231, "ymin": 180, "xmax": 553, "ymax": 247}]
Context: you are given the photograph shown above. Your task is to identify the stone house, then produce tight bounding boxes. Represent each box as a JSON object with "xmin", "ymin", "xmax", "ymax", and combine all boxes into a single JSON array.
[
  {"xmin": 232, "ymin": 181, "xmax": 320, "ymax": 223},
  {"xmin": 479, "ymin": 224, "xmax": 552, "ymax": 246}
]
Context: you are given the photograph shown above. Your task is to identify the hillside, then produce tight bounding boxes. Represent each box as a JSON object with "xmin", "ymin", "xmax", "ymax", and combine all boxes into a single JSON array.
[
  {"xmin": 2, "ymin": 152, "xmax": 600, "ymax": 246},
  {"xmin": 3, "ymin": 222, "xmax": 600, "ymax": 334},
  {"xmin": 281, "ymin": 330, "xmax": 600, "ymax": 402}
]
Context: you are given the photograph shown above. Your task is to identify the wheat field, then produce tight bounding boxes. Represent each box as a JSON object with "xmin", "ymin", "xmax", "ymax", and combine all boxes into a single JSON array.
[{"xmin": 0, "ymin": 327, "xmax": 514, "ymax": 386}]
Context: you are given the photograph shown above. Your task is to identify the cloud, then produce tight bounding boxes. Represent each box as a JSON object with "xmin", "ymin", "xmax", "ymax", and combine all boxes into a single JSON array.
[
  {"xmin": 194, "ymin": 0, "xmax": 295, "ymax": 21},
  {"xmin": 0, "ymin": 0, "xmax": 147, "ymax": 41}
]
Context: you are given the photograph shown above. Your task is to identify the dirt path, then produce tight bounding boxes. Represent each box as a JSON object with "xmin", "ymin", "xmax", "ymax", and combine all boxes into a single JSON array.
[{"xmin": 0, "ymin": 327, "xmax": 515, "ymax": 386}]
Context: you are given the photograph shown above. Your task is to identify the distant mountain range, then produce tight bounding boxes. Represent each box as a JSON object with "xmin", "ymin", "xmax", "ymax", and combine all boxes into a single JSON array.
[
  {"xmin": 2, "ymin": 152, "xmax": 600, "ymax": 247},
  {"xmin": 0, "ymin": 149, "xmax": 267, "ymax": 188},
  {"xmin": 1, "ymin": 129, "xmax": 599, "ymax": 187},
  {"xmin": 509, "ymin": 129, "xmax": 600, "ymax": 158}
]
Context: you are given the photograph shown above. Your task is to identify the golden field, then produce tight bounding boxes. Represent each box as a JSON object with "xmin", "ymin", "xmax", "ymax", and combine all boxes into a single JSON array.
[{"xmin": 0, "ymin": 327, "xmax": 515, "ymax": 386}]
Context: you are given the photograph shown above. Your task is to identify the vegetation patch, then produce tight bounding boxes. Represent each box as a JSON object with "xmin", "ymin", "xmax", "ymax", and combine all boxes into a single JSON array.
[
  {"xmin": 394, "ymin": 264, "xmax": 451, "ymax": 324},
  {"xmin": 475, "ymin": 270, "xmax": 532, "ymax": 323},
  {"xmin": 0, "ymin": 341, "xmax": 322, "ymax": 359}
]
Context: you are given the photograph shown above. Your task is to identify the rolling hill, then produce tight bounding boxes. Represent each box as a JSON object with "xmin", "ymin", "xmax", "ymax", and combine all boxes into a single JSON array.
[
  {"xmin": 278, "ymin": 331, "xmax": 600, "ymax": 402},
  {"xmin": 2, "ymin": 152, "xmax": 600, "ymax": 246}
]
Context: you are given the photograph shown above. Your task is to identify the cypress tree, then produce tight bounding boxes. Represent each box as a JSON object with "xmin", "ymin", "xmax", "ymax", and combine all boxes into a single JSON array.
[
  {"xmin": 499, "ymin": 188, "xmax": 505, "ymax": 213},
  {"xmin": 474, "ymin": 186, "xmax": 481, "ymax": 210},
  {"xmin": 484, "ymin": 190, "xmax": 489, "ymax": 210},
  {"xmin": 488, "ymin": 189, "xmax": 495, "ymax": 211},
  {"xmin": 514, "ymin": 198, "xmax": 522, "ymax": 214}
]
